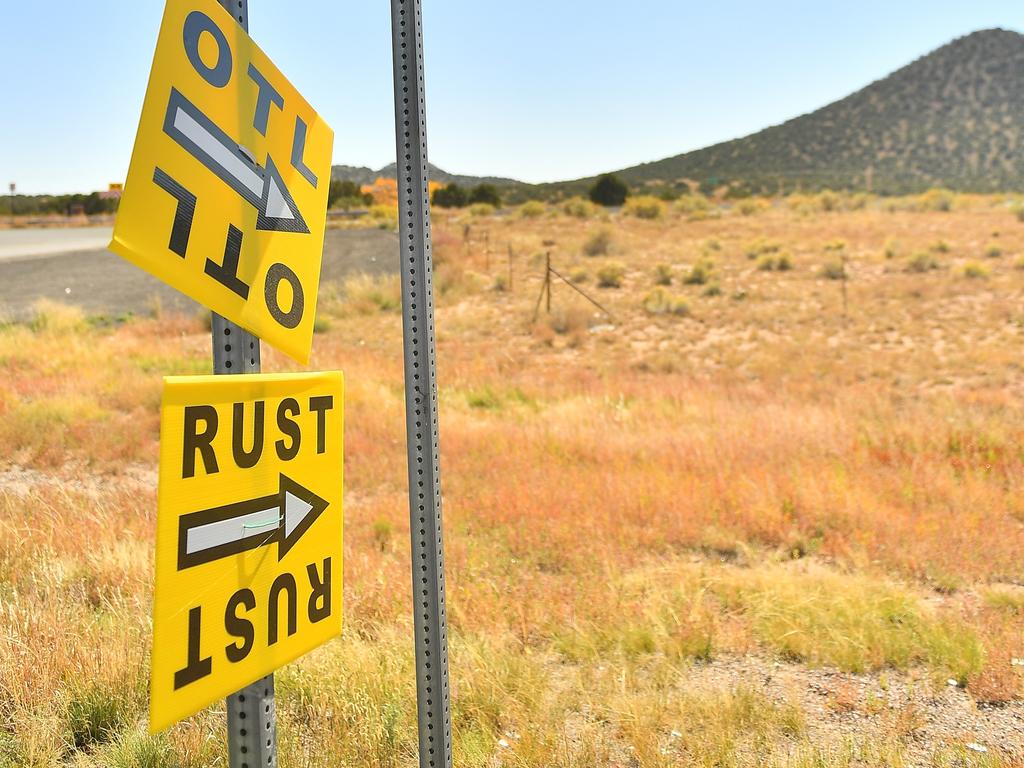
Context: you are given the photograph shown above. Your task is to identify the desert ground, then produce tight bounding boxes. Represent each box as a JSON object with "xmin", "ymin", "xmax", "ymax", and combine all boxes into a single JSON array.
[{"xmin": 1, "ymin": 192, "xmax": 1023, "ymax": 767}]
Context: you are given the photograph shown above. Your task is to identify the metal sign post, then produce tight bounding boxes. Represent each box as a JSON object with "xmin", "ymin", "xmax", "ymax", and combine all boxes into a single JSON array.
[
  {"xmin": 212, "ymin": 5, "xmax": 276, "ymax": 768},
  {"xmin": 390, "ymin": 2, "xmax": 453, "ymax": 767}
]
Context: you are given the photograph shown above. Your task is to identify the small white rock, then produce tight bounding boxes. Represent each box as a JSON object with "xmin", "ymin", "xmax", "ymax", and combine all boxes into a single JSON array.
[
  {"xmin": 1011, "ymin": 658, "xmax": 1024, "ymax": 667},
  {"xmin": 966, "ymin": 743, "xmax": 987, "ymax": 753},
  {"xmin": 670, "ymin": 730, "xmax": 682, "ymax": 739},
  {"xmin": 498, "ymin": 738, "xmax": 509, "ymax": 749},
  {"xmin": 64, "ymin": 287, "xmax": 71, "ymax": 294},
  {"xmin": 947, "ymin": 679, "xmax": 959, "ymax": 687}
]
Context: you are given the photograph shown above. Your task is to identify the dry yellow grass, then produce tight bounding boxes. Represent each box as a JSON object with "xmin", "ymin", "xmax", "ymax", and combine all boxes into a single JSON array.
[{"xmin": 1, "ymin": 197, "xmax": 1023, "ymax": 766}]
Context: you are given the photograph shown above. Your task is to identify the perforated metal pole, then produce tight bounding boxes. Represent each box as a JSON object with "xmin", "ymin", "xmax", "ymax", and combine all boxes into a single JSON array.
[
  {"xmin": 212, "ymin": 3, "xmax": 276, "ymax": 767},
  {"xmin": 390, "ymin": 2, "xmax": 453, "ymax": 767}
]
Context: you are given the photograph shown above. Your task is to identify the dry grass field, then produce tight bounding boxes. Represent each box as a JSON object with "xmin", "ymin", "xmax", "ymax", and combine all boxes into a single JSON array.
[{"xmin": 2, "ymin": 192, "xmax": 1024, "ymax": 767}]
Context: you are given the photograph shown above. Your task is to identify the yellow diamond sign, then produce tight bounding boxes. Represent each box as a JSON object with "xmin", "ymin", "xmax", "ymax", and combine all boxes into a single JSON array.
[
  {"xmin": 151, "ymin": 372, "xmax": 344, "ymax": 732},
  {"xmin": 111, "ymin": 0, "xmax": 334, "ymax": 363}
]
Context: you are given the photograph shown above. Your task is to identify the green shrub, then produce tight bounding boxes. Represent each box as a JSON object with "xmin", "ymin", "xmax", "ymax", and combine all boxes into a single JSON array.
[
  {"xmin": 918, "ymin": 188, "xmax": 954, "ymax": 212},
  {"xmin": 596, "ymin": 261, "xmax": 626, "ymax": 288},
  {"xmin": 984, "ymin": 242, "xmax": 1003, "ymax": 258},
  {"xmin": 962, "ymin": 261, "xmax": 990, "ymax": 279},
  {"xmin": 786, "ymin": 194, "xmax": 816, "ymax": 215},
  {"xmin": 468, "ymin": 183, "xmax": 501, "ymax": 207},
  {"xmin": 653, "ymin": 263, "xmax": 673, "ymax": 286},
  {"xmin": 432, "ymin": 183, "xmax": 468, "ymax": 208},
  {"xmin": 905, "ymin": 252, "xmax": 940, "ymax": 273},
  {"xmin": 683, "ymin": 259, "xmax": 714, "ymax": 285},
  {"xmin": 757, "ymin": 252, "xmax": 794, "ymax": 272},
  {"xmin": 883, "ymin": 238, "xmax": 899, "ymax": 260},
  {"xmin": 369, "ymin": 204, "xmax": 397, "ymax": 229},
  {"xmin": 518, "ymin": 200, "xmax": 546, "ymax": 218},
  {"xmin": 848, "ymin": 193, "xmax": 871, "ymax": 210},
  {"xmin": 643, "ymin": 287, "xmax": 690, "ymax": 316},
  {"xmin": 468, "ymin": 202, "xmax": 495, "ymax": 217},
  {"xmin": 736, "ymin": 199, "xmax": 767, "ymax": 216},
  {"xmin": 623, "ymin": 195, "xmax": 667, "ymax": 220},
  {"xmin": 570, "ymin": 266, "xmax": 589, "ymax": 283},
  {"xmin": 588, "ymin": 174, "xmax": 629, "ymax": 207},
  {"xmin": 582, "ymin": 228, "xmax": 612, "ymax": 257},
  {"xmin": 816, "ymin": 190, "xmax": 841, "ymax": 212},
  {"xmin": 929, "ymin": 239, "xmax": 951, "ymax": 254},
  {"xmin": 328, "ymin": 180, "xmax": 373, "ymax": 209},
  {"xmin": 674, "ymin": 195, "xmax": 711, "ymax": 217},
  {"xmin": 820, "ymin": 259, "xmax": 846, "ymax": 280},
  {"xmin": 744, "ymin": 237, "xmax": 782, "ymax": 259},
  {"xmin": 702, "ymin": 283, "xmax": 722, "ymax": 297},
  {"xmin": 562, "ymin": 197, "xmax": 597, "ymax": 219}
]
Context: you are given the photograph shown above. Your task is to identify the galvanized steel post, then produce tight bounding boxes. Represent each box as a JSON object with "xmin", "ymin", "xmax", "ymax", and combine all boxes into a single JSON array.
[
  {"xmin": 212, "ymin": 3, "xmax": 276, "ymax": 767},
  {"xmin": 390, "ymin": 2, "xmax": 454, "ymax": 767}
]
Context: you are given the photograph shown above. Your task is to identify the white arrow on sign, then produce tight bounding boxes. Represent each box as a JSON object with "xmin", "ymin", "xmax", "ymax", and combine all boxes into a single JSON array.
[
  {"xmin": 162, "ymin": 88, "xmax": 309, "ymax": 234},
  {"xmin": 177, "ymin": 474, "xmax": 328, "ymax": 569}
]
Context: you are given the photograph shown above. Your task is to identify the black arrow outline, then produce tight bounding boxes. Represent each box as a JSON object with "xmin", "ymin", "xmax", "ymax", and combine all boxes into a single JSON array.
[
  {"xmin": 162, "ymin": 88, "xmax": 310, "ymax": 234},
  {"xmin": 176, "ymin": 474, "xmax": 328, "ymax": 570}
]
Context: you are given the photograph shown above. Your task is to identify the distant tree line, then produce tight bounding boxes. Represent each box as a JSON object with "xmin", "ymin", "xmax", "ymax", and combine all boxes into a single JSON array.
[
  {"xmin": 327, "ymin": 180, "xmax": 373, "ymax": 209},
  {"xmin": 431, "ymin": 183, "xmax": 502, "ymax": 208},
  {"xmin": 9, "ymin": 192, "xmax": 119, "ymax": 216}
]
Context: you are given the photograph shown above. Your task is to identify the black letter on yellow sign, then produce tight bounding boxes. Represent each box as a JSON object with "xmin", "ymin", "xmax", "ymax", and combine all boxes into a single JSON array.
[
  {"xmin": 307, "ymin": 558, "xmax": 331, "ymax": 623},
  {"xmin": 275, "ymin": 398, "xmax": 301, "ymax": 461},
  {"xmin": 225, "ymin": 589, "xmax": 256, "ymax": 663},
  {"xmin": 205, "ymin": 224, "xmax": 250, "ymax": 300},
  {"xmin": 183, "ymin": 405, "xmax": 218, "ymax": 478},
  {"xmin": 232, "ymin": 401, "xmax": 265, "ymax": 468},
  {"xmin": 265, "ymin": 263, "xmax": 304, "ymax": 329},
  {"xmin": 308, "ymin": 395, "xmax": 334, "ymax": 455},
  {"xmin": 268, "ymin": 573, "xmax": 297, "ymax": 645},
  {"xmin": 153, "ymin": 168, "xmax": 196, "ymax": 258},
  {"xmin": 174, "ymin": 606, "xmax": 212, "ymax": 689}
]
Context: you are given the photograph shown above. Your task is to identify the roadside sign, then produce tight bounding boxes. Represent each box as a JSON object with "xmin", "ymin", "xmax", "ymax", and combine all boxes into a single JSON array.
[
  {"xmin": 151, "ymin": 372, "xmax": 344, "ymax": 732},
  {"xmin": 110, "ymin": 0, "xmax": 333, "ymax": 363}
]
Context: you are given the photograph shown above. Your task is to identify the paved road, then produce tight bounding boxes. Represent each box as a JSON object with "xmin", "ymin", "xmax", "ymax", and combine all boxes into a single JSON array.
[
  {"xmin": 0, "ymin": 227, "xmax": 398, "ymax": 320},
  {"xmin": 0, "ymin": 227, "xmax": 114, "ymax": 261}
]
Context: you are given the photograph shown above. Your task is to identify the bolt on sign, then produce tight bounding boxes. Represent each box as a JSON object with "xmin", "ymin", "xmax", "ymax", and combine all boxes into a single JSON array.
[
  {"xmin": 110, "ymin": 0, "xmax": 333, "ymax": 363},
  {"xmin": 151, "ymin": 372, "xmax": 343, "ymax": 733}
]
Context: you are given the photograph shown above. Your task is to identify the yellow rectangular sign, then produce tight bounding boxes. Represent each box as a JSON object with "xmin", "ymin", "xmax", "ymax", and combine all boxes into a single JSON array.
[
  {"xmin": 151, "ymin": 372, "xmax": 343, "ymax": 732},
  {"xmin": 111, "ymin": 0, "xmax": 334, "ymax": 363}
]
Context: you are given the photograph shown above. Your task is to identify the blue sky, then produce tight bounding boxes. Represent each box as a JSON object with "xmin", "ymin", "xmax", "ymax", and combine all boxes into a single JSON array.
[{"xmin": 3, "ymin": 1, "xmax": 1023, "ymax": 194}]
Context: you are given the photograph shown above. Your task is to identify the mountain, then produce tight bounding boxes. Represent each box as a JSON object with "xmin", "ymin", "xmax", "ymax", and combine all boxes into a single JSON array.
[
  {"xmin": 332, "ymin": 162, "xmax": 522, "ymax": 189},
  {"xmin": 609, "ymin": 28, "xmax": 1024, "ymax": 195}
]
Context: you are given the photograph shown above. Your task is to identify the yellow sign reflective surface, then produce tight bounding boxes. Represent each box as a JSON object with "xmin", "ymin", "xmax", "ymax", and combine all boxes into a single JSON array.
[
  {"xmin": 151, "ymin": 372, "xmax": 344, "ymax": 732},
  {"xmin": 111, "ymin": 0, "xmax": 333, "ymax": 363}
]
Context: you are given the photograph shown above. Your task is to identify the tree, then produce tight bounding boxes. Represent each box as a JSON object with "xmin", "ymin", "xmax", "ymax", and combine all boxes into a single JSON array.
[
  {"xmin": 468, "ymin": 183, "xmax": 501, "ymax": 207},
  {"xmin": 589, "ymin": 174, "xmax": 629, "ymax": 207},
  {"xmin": 328, "ymin": 180, "xmax": 371, "ymax": 208},
  {"xmin": 432, "ymin": 183, "xmax": 468, "ymax": 208}
]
